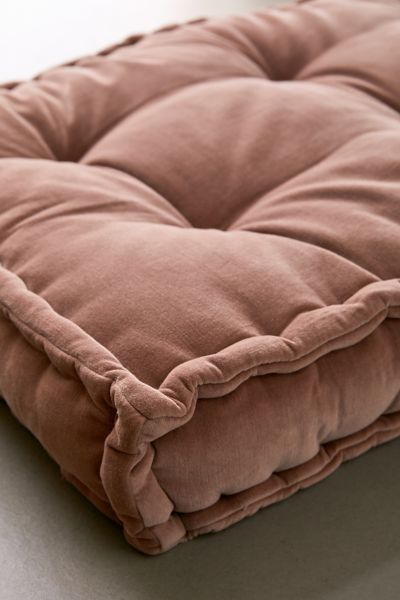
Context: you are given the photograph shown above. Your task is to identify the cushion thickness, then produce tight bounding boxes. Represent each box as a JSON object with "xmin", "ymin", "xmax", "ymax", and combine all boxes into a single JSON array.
[{"xmin": 0, "ymin": 0, "xmax": 400, "ymax": 554}]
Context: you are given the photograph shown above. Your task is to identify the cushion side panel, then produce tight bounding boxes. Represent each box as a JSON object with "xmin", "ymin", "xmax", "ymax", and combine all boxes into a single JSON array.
[
  {"xmin": 181, "ymin": 410, "xmax": 400, "ymax": 538},
  {"xmin": 153, "ymin": 318, "xmax": 400, "ymax": 512},
  {"xmin": 0, "ymin": 313, "xmax": 115, "ymax": 513}
]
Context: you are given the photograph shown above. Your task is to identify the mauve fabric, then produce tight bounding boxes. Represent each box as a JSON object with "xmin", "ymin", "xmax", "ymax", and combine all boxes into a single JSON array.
[{"xmin": 0, "ymin": 0, "xmax": 400, "ymax": 554}]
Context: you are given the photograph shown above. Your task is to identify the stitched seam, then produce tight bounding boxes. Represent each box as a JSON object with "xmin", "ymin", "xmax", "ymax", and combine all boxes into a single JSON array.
[
  {"xmin": 0, "ymin": 297, "xmax": 118, "ymax": 385},
  {"xmin": 0, "ymin": 34, "xmax": 148, "ymax": 91},
  {"xmin": 1, "ymin": 276, "xmax": 399, "ymax": 423},
  {"xmin": 0, "ymin": 289, "xmax": 153, "ymax": 422}
]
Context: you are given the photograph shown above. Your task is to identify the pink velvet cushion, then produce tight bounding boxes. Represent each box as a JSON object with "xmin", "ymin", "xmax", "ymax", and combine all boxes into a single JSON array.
[{"xmin": 0, "ymin": 0, "xmax": 399, "ymax": 554}]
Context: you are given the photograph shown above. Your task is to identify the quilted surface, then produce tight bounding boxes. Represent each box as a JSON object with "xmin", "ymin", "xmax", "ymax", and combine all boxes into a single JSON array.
[{"xmin": 0, "ymin": 0, "xmax": 400, "ymax": 554}]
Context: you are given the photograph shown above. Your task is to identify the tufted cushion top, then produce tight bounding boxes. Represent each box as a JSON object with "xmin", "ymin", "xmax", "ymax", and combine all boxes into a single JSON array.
[{"xmin": 0, "ymin": 0, "xmax": 400, "ymax": 554}]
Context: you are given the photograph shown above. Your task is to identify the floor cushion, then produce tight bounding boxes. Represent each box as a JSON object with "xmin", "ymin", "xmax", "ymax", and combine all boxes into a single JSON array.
[{"xmin": 0, "ymin": 0, "xmax": 399, "ymax": 555}]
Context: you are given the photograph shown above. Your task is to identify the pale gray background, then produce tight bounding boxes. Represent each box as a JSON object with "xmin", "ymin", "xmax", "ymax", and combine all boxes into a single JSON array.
[{"xmin": 1, "ymin": 1, "xmax": 400, "ymax": 599}]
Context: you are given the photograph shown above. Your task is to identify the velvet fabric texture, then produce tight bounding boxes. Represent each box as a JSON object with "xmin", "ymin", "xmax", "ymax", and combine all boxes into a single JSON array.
[{"xmin": 0, "ymin": 0, "xmax": 399, "ymax": 554}]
